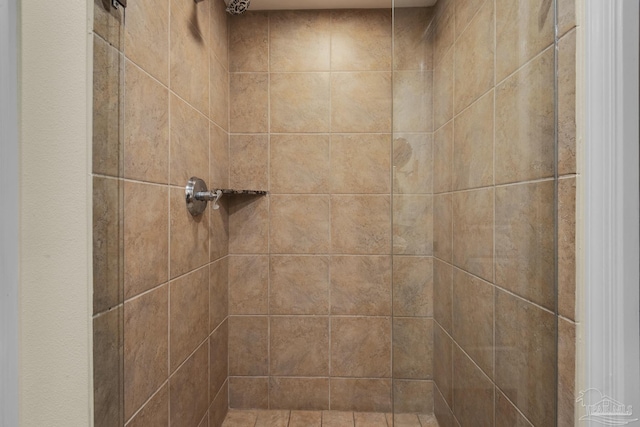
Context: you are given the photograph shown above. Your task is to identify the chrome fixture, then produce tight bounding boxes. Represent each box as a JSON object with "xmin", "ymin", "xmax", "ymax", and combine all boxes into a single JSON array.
[{"xmin": 185, "ymin": 177, "xmax": 268, "ymax": 216}]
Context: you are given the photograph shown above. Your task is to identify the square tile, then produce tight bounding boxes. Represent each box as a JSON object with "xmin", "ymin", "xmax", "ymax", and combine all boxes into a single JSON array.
[
  {"xmin": 331, "ymin": 195, "xmax": 391, "ymax": 255},
  {"xmin": 270, "ymin": 195, "xmax": 331, "ymax": 254},
  {"xmin": 392, "ymin": 256, "xmax": 433, "ymax": 317},
  {"xmin": 270, "ymin": 73, "xmax": 331, "ymax": 133},
  {"xmin": 229, "ymin": 255, "xmax": 268, "ymax": 314},
  {"xmin": 331, "ymin": 380, "xmax": 392, "ymax": 413},
  {"xmin": 229, "ymin": 73, "xmax": 268, "ymax": 133},
  {"xmin": 331, "ymin": 317, "xmax": 391, "ymax": 378},
  {"xmin": 270, "ymin": 10, "xmax": 331, "ymax": 71},
  {"xmin": 270, "ymin": 316, "xmax": 329, "ymax": 376},
  {"xmin": 331, "ymin": 134, "xmax": 391, "ymax": 194},
  {"xmin": 229, "ymin": 134, "xmax": 269, "ymax": 190},
  {"xmin": 270, "ymin": 256, "xmax": 330, "ymax": 315},
  {"xmin": 330, "ymin": 256, "xmax": 392, "ymax": 316},
  {"xmin": 271, "ymin": 134, "xmax": 330, "ymax": 194},
  {"xmin": 331, "ymin": 72, "xmax": 392, "ymax": 133},
  {"xmin": 269, "ymin": 378, "xmax": 330, "ymax": 410},
  {"xmin": 228, "ymin": 316, "xmax": 268, "ymax": 376},
  {"xmin": 393, "ymin": 318, "xmax": 433, "ymax": 379}
]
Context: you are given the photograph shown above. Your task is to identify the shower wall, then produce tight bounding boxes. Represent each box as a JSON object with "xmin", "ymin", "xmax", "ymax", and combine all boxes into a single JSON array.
[
  {"xmin": 226, "ymin": 8, "xmax": 436, "ymax": 413},
  {"xmin": 429, "ymin": 0, "xmax": 577, "ymax": 426},
  {"xmin": 92, "ymin": 0, "xmax": 232, "ymax": 426}
]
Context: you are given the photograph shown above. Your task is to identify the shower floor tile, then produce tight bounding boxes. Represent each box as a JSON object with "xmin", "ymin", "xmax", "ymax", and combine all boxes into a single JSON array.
[{"xmin": 221, "ymin": 410, "xmax": 440, "ymax": 427}]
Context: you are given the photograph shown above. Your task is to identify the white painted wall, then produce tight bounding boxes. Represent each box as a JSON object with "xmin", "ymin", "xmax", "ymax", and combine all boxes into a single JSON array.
[
  {"xmin": 19, "ymin": 0, "xmax": 93, "ymax": 424},
  {"xmin": 0, "ymin": 0, "xmax": 19, "ymax": 424}
]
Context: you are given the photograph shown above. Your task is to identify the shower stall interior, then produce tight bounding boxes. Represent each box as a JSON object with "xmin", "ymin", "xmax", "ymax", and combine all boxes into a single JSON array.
[{"xmin": 91, "ymin": 0, "xmax": 577, "ymax": 425}]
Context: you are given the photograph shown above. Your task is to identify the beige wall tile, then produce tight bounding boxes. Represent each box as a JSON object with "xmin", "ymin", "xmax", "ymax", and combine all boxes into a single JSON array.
[
  {"xmin": 171, "ymin": 0, "xmax": 210, "ymax": 43},
  {"xmin": 433, "ymin": 194, "xmax": 452, "ymax": 263},
  {"xmin": 330, "ymin": 256, "xmax": 392, "ymax": 316},
  {"xmin": 210, "ymin": 54, "xmax": 229, "ymax": 130},
  {"xmin": 230, "ymin": 73, "xmax": 268, "ymax": 133},
  {"xmin": 93, "ymin": 36, "xmax": 121, "ymax": 177},
  {"xmin": 393, "ymin": 133, "xmax": 433, "ymax": 194},
  {"xmin": 331, "ymin": 72, "xmax": 392, "ymax": 133},
  {"xmin": 123, "ymin": 181, "xmax": 168, "ymax": 299},
  {"xmin": 452, "ymin": 269, "xmax": 493, "ymax": 379},
  {"xmin": 93, "ymin": 177, "xmax": 121, "ymax": 314},
  {"xmin": 210, "ymin": 196, "xmax": 230, "ymax": 261},
  {"xmin": 393, "ymin": 71, "xmax": 433, "ymax": 133},
  {"xmin": 455, "ymin": 0, "xmax": 485, "ymax": 38},
  {"xmin": 558, "ymin": 318, "xmax": 576, "ymax": 427},
  {"xmin": 210, "ymin": 258, "xmax": 228, "ymax": 331},
  {"xmin": 452, "ymin": 188, "xmax": 494, "ymax": 281},
  {"xmin": 210, "ymin": 381, "xmax": 229, "ymax": 427},
  {"xmin": 270, "ymin": 256, "xmax": 330, "ymax": 315},
  {"xmin": 496, "ymin": 389, "xmax": 533, "ymax": 427},
  {"xmin": 170, "ymin": 94, "xmax": 209, "ymax": 186},
  {"xmin": 124, "ymin": 0, "xmax": 169, "ymax": 84},
  {"xmin": 170, "ymin": 187, "xmax": 209, "ymax": 278},
  {"xmin": 124, "ymin": 61, "xmax": 169, "ymax": 183},
  {"xmin": 210, "ymin": 123, "xmax": 229, "ymax": 189},
  {"xmin": 393, "ymin": 195, "xmax": 433, "ymax": 255},
  {"xmin": 433, "ymin": 260, "xmax": 453, "ymax": 335},
  {"xmin": 269, "ymin": 378, "xmax": 330, "ymax": 410},
  {"xmin": 169, "ymin": 343, "xmax": 209, "ymax": 427},
  {"xmin": 170, "ymin": 12, "xmax": 209, "ymax": 116},
  {"xmin": 270, "ymin": 316, "xmax": 329, "ymax": 376},
  {"xmin": 495, "ymin": 289, "xmax": 556, "ymax": 427},
  {"xmin": 229, "ymin": 12, "xmax": 268, "ymax": 72},
  {"xmin": 495, "ymin": 0, "xmax": 554, "ymax": 82},
  {"xmin": 433, "ymin": 2, "xmax": 454, "ymax": 67},
  {"xmin": 558, "ymin": 0, "xmax": 576, "ymax": 37},
  {"xmin": 393, "ymin": 380, "xmax": 434, "ymax": 414},
  {"xmin": 558, "ymin": 30, "xmax": 577, "ymax": 175},
  {"xmin": 558, "ymin": 177, "xmax": 576, "ymax": 320},
  {"xmin": 331, "ymin": 317, "xmax": 391, "ymax": 378},
  {"xmin": 433, "ymin": 121, "xmax": 453, "ymax": 194},
  {"xmin": 124, "ymin": 285, "xmax": 168, "ymax": 420},
  {"xmin": 271, "ymin": 73, "xmax": 331, "ymax": 133},
  {"xmin": 453, "ymin": 91, "xmax": 494, "ymax": 190},
  {"xmin": 331, "ymin": 134, "xmax": 391, "ymax": 194},
  {"xmin": 289, "ymin": 411, "xmax": 322, "ymax": 427},
  {"xmin": 393, "ymin": 8, "xmax": 434, "ymax": 71},
  {"xmin": 228, "ymin": 316, "xmax": 268, "ymax": 376},
  {"xmin": 393, "ymin": 318, "xmax": 433, "ymax": 379},
  {"xmin": 419, "ymin": 414, "xmax": 439, "ymax": 427},
  {"xmin": 495, "ymin": 47, "xmax": 555, "ymax": 184},
  {"xmin": 452, "ymin": 345, "xmax": 494, "ymax": 426},
  {"xmin": 495, "ymin": 181, "xmax": 555, "ymax": 310},
  {"xmin": 454, "ymin": 0, "xmax": 494, "ymax": 114},
  {"xmin": 229, "ymin": 255, "xmax": 268, "ymax": 314},
  {"xmin": 331, "ymin": 195, "xmax": 391, "ymax": 255},
  {"xmin": 433, "ymin": 323, "xmax": 453, "ymax": 408},
  {"xmin": 93, "ymin": 308, "xmax": 122, "ymax": 427},
  {"xmin": 94, "ymin": 0, "xmax": 124, "ymax": 51},
  {"xmin": 229, "ymin": 377, "xmax": 269, "ymax": 409},
  {"xmin": 391, "ymin": 413, "xmax": 421, "ymax": 426},
  {"xmin": 434, "ymin": 48, "xmax": 453, "ymax": 131},
  {"xmin": 271, "ymin": 134, "xmax": 330, "ymax": 194},
  {"xmin": 229, "ymin": 134, "xmax": 269, "ymax": 190},
  {"xmin": 210, "ymin": 0, "xmax": 229, "ymax": 66},
  {"xmin": 169, "ymin": 267, "xmax": 209, "ymax": 372},
  {"xmin": 126, "ymin": 385, "xmax": 168, "ymax": 427},
  {"xmin": 331, "ymin": 9, "xmax": 392, "ymax": 71},
  {"xmin": 270, "ymin": 195, "xmax": 331, "ymax": 254},
  {"xmin": 330, "ymin": 379, "xmax": 392, "ymax": 413},
  {"xmin": 270, "ymin": 11, "xmax": 331, "ymax": 72},
  {"xmin": 210, "ymin": 320, "xmax": 228, "ymax": 399},
  {"xmin": 434, "ymin": 385, "xmax": 455, "ymax": 427},
  {"xmin": 393, "ymin": 256, "xmax": 433, "ymax": 317},
  {"xmin": 229, "ymin": 195, "xmax": 269, "ymax": 254}
]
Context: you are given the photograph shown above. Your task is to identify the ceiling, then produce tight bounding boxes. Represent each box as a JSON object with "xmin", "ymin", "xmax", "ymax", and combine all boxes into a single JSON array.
[{"xmin": 227, "ymin": 0, "xmax": 437, "ymax": 10}]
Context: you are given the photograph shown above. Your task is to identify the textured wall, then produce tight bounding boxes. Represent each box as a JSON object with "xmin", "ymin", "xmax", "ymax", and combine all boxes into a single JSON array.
[
  {"xmin": 92, "ymin": 0, "xmax": 231, "ymax": 425},
  {"xmin": 429, "ymin": 0, "xmax": 578, "ymax": 426},
  {"xmin": 226, "ymin": 8, "xmax": 437, "ymax": 413}
]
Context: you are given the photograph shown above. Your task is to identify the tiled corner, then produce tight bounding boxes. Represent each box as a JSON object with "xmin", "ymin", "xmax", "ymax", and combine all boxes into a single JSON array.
[{"xmin": 169, "ymin": 267, "xmax": 209, "ymax": 372}]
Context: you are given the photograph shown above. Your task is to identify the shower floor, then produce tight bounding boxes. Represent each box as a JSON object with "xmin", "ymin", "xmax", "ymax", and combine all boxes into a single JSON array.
[{"xmin": 221, "ymin": 410, "xmax": 440, "ymax": 427}]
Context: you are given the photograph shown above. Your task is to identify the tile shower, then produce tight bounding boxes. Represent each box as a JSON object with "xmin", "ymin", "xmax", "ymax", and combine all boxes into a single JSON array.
[{"xmin": 91, "ymin": 0, "xmax": 577, "ymax": 426}]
